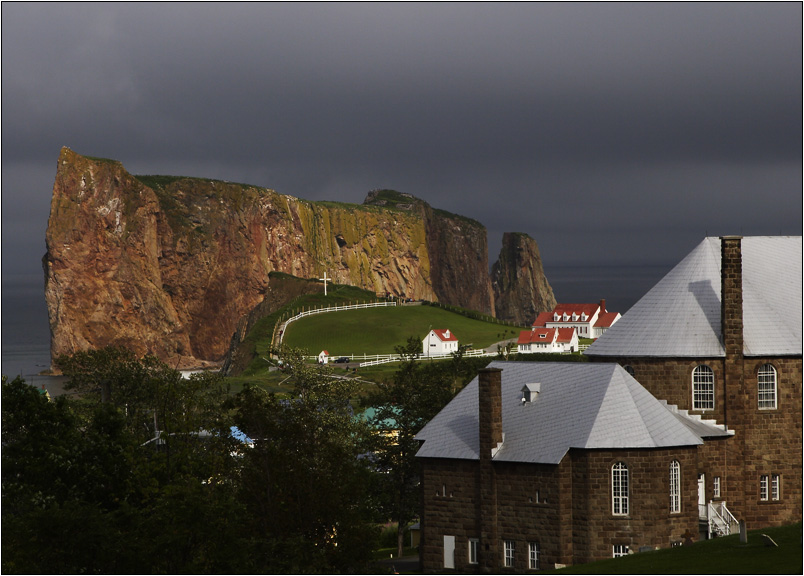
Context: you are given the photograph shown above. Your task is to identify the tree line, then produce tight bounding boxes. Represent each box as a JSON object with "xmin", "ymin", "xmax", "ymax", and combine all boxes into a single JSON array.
[{"xmin": 2, "ymin": 341, "xmax": 487, "ymax": 573}]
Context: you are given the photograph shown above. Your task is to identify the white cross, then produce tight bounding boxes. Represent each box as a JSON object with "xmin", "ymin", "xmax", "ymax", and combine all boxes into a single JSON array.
[{"xmin": 319, "ymin": 271, "xmax": 329, "ymax": 296}]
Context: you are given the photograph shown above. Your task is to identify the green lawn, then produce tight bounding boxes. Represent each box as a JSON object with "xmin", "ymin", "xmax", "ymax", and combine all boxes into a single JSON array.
[
  {"xmin": 556, "ymin": 522, "xmax": 802, "ymax": 574},
  {"xmin": 282, "ymin": 305, "xmax": 525, "ymax": 357}
]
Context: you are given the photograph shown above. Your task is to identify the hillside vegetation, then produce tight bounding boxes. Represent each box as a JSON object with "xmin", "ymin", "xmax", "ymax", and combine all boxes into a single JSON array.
[{"xmin": 233, "ymin": 278, "xmax": 383, "ymax": 377}]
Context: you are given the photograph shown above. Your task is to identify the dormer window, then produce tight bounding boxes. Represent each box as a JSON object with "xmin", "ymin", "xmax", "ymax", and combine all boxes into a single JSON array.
[
  {"xmin": 581, "ymin": 313, "xmax": 588, "ymax": 321},
  {"xmin": 554, "ymin": 313, "xmax": 560, "ymax": 321},
  {"xmin": 572, "ymin": 313, "xmax": 578, "ymax": 321},
  {"xmin": 539, "ymin": 333, "xmax": 546, "ymax": 339},
  {"xmin": 563, "ymin": 313, "xmax": 569, "ymax": 321},
  {"xmin": 521, "ymin": 383, "xmax": 541, "ymax": 403}
]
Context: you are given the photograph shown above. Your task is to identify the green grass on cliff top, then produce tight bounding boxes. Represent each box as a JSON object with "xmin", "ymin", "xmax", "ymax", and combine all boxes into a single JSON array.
[
  {"xmin": 134, "ymin": 176, "xmax": 480, "ymax": 224},
  {"xmin": 282, "ymin": 304, "xmax": 525, "ymax": 357},
  {"xmin": 555, "ymin": 522, "xmax": 801, "ymax": 574}
]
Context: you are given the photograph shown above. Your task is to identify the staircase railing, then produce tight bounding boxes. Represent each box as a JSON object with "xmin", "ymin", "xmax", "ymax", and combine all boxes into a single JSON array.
[{"xmin": 707, "ymin": 501, "xmax": 738, "ymax": 538}]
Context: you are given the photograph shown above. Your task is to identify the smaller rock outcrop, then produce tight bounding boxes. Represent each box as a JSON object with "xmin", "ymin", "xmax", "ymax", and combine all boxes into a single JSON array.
[{"xmin": 491, "ymin": 232, "xmax": 556, "ymax": 325}]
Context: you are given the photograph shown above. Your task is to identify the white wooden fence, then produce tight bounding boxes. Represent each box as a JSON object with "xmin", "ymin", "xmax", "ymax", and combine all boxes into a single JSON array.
[
  {"xmin": 358, "ymin": 348, "xmax": 492, "ymax": 367},
  {"xmin": 276, "ymin": 301, "xmax": 397, "ymax": 347}
]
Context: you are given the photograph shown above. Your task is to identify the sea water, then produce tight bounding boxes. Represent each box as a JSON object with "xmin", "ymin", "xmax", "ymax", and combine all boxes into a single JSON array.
[{"xmin": 2, "ymin": 275, "xmax": 51, "ymax": 380}]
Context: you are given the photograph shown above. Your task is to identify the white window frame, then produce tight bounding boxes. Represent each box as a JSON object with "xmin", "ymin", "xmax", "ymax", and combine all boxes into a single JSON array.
[
  {"xmin": 613, "ymin": 544, "xmax": 630, "ymax": 558},
  {"xmin": 669, "ymin": 460, "xmax": 681, "ymax": 513},
  {"xmin": 713, "ymin": 476, "xmax": 721, "ymax": 498},
  {"xmin": 528, "ymin": 541, "xmax": 540, "ymax": 570},
  {"xmin": 771, "ymin": 474, "xmax": 780, "ymax": 501},
  {"xmin": 504, "ymin": 540, "xmax": 515, "ymax": 568},
  {"xmin": 758, "ymin": 364, "xmax": 778, "ymax": 409},
  {"xmin": 760, "ymin": 475, "xmax": 769, "ymax": 501},
  {"xmin": 692, "ymin": 365, "xmax": 715, "ymax": 411},
  {"xmin": 468, "ymin": 538, "xmax": 478, "ymax": 565},
  {"xmin": 612, "ymin": 462, "xmax": 629, "ymax": 516}
]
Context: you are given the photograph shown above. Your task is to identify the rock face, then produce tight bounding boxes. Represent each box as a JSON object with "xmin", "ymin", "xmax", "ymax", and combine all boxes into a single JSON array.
[
  {"xmin": 363, "ymin": 190, "xmax": 494, "ymax": 315},
  {"xmin": 491, "ymin": 232, "xmax": 557, "ymax": 325},
  {"xmin": 44, "ymin": 149, "xmax": 555, "ymax": 369}
]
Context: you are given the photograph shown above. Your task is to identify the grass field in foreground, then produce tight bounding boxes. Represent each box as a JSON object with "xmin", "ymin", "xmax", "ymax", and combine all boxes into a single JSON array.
[
  {"xmin": 555, "ymin": 522, "xmax": 802, "ymax": 574},
  {"xmin": 282, "ymin": 305, "xmax": 525, "ymax": 357}
]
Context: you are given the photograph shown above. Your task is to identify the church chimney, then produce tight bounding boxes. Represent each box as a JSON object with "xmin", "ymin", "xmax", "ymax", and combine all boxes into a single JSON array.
[
  {"xmin": 478, "ymin": 367, "xmax": 502, "ymax": 571},
  {"xmin": 600, "ymin": 299, "xmax": 606, "ymax": 313},
  {"xmin": 721, "ymin": 236, "xmax": 744, "ymax": 358},
  {"xmin": 478, "ymin": 367, "xmax": 503, "ymax": 459},
  {"xmin": 721, "ymin": 236, "xmax": 744, "ymax": 432}
]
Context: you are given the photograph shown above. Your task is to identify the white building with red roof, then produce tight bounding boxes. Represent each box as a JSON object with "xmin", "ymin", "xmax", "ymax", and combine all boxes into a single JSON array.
[
  {"xmin": 517, "ymin": 326, "xmax": 579, "ymax": 354},
  {"xmin": 532, "ymin": 299, "xmax": 621, "ymax": 339},
  {"xmin": 423, "ymin": 329, "xmax": 459, "ymax": 356}
]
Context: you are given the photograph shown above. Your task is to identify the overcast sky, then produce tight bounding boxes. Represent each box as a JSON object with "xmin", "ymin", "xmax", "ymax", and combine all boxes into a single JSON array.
[{"xmin": 2, "ymin": 2, "xmax": 801, "ymax": 313}]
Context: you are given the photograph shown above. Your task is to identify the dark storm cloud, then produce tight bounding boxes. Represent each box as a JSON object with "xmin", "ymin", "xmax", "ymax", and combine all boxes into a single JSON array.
[{"xmin": 2, "ymin": 2, "xmax": 801, "ymax": 310}]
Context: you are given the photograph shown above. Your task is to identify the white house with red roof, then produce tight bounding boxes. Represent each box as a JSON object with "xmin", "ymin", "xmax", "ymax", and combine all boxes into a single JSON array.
[
  {"xmin": 317, "ymin": 350, "xmax": 330, "ymax": 364},
  {"xmin": 532, "ymin": 299, "xmax": 621, "ymax": 339},
  {"xmin": 517, "ymin": 326, "xmax": 579, "ymax": 354},
  {"xmin": 423, "ymin": 329, "xmax": 459, "ymax": 356}
]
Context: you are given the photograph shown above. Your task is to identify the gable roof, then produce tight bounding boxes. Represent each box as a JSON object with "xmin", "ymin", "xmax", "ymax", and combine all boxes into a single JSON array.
[
  {"xmin": 414, "ymin": 361, "xmax": 727, "ymax": 465},
  {"xmin": 431, "ymin": 329, "xmax": 458, "ymax": 342},
  {"xmin": 518, "ymin": 328, "xmax": 556, "ymax": 344},
  {"xmin": 553, "ymin": 303, "xmax": 601, "ymax": 316},
  {"xmin": 585, "ymin": 236, "xmax": 802, "ymax": 357},
  {"xmin": 556, "ymin": 327, "xmax": 577, "ymax": 343},
  {"xmin": 595, "ymin": 312, "xmax": 621, "ymax": 329},
  {"xmin": 532, "ymin": 311, "xmax": 554, "ymax": 327},
  {"xmin": 533, "ymin": 301, "xmax": 614, "ymax": 328}
]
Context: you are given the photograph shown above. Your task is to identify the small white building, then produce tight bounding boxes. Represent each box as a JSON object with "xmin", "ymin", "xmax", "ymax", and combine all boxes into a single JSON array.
[
  {"xmin": 517, "ymin": 327, "xmax": 579, "ymax": 354},
  {"xmin": 422, "ymin": 329, "xmax": 459, "ymax": 356},
  {"xmin": 318, "ymin": 350, "xmax": 330, "ymax": 364}
]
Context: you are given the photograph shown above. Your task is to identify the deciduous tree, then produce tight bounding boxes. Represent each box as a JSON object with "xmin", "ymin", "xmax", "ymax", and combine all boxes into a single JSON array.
[
  {"xmin": 229, "ymin": 347, "xmax": 379, "ymax": 573},
  {"xmin": 367, "ymin": 337, "xmax": 461, "ymax": 558}
]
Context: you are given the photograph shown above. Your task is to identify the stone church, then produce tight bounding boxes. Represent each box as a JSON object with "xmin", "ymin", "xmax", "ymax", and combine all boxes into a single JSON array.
[{"xmin": 415, "ymin": 236, "xmax": 801, "ymax": 571}]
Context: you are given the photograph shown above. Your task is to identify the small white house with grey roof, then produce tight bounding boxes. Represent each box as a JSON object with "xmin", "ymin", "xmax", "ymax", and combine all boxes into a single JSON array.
[{"xmin": 415, "ymin": 361, "xmax": 731, "ymax": 571}]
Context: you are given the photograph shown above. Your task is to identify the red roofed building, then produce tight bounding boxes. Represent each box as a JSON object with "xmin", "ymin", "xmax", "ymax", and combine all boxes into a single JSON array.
[
  {"xmin": 423, "ymin": 329, "xmax": 459, "ymax": 356},
  {"xmin": 532, "ymin": 299, "xmax": 621, "ymax": 339},
  {"xmin": 517, "ymin": 326, "xmax": 579, "ymax": 354}
]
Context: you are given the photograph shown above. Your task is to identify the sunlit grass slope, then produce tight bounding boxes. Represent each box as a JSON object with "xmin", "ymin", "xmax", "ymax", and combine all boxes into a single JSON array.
[{"xmin": 282, "ymin": 305, "xmax": 524, "ymax": 356}]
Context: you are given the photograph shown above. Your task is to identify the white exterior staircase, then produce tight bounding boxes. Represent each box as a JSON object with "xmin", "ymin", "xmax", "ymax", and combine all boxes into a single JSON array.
[{"xmin": 706, "ymin": 501, "xmax": 739, "ymax": 538}]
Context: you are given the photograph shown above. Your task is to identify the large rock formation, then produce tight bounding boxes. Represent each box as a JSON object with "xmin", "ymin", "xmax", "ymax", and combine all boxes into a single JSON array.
[
  {"xmin": 44, "ymin": 148, "xmax": 553, "ymax": 369},
  {"xmin": 491, "ymin": 232, "xmax": 557, "ymax": 324}
]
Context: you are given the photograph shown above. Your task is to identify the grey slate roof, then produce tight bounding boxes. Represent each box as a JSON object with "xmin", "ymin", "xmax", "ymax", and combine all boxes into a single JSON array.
[
  {"xmin": 584, "ymin": 236, "xmax": 802, "ymax": 358},
  {"xmin": 414, "ymin": 361, "xmax": 729, "ymax": 464}
]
